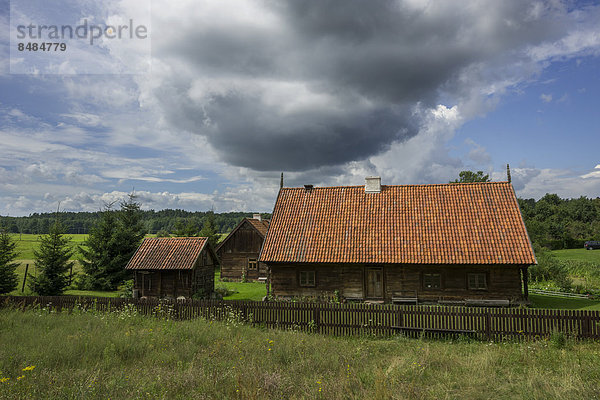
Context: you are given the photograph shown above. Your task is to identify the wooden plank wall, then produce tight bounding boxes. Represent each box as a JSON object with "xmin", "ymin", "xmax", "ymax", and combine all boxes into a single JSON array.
[{"xmin": 2, "ymin": 296, "xmax": 599, "ymax": 340}]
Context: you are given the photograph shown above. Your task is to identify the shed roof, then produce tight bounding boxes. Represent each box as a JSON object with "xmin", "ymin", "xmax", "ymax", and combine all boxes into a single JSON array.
[
  {"xmin": 215, "ymin": 217, "xmax": 270, "ymax": 253},
  {"xmin": 126, "ymin": 237, "xmax": 210, "ymax": 270},
  {"xmin": 260, "ymin": 182, "xmax": 536, "ymax": 265}
]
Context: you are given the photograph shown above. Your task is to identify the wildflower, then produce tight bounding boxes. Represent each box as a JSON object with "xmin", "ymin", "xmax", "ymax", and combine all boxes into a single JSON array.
[
  {"xmin": 0, "ymin": 377, "xmax": 9, "ymax": 383},
  {"xmin": 17, "ymin": 375, "xmax": 25, "ymax": 380},
  {"xmin": 268, "ymin": 348, "xmax": 271, "ymax": 351},
  {"xmin": 22, "ymin": 366, "xmax": 36, "ymax": 371}
]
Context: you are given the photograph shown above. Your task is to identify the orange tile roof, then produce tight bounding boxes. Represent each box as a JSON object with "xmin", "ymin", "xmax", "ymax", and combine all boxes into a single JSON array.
[
  {"xmin": 126, "ymin": 237, "xmax": 209, "ymax": 270},
  {"xmin": 260, "ymin": 182, "xmax": 536, "ymax": 265},
  {"xmin": 245, "ymin": 218, "xmax": 270, "ymax": 237}
]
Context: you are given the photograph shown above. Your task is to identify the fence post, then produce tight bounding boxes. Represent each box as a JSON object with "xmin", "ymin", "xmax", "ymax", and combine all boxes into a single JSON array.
[
  {"xmin": 313, "ymin": 304, "xmax": 320, "ymax": 333},
  {"xmin": 21, "ymin": 264, "xmax": 29, "ymax": 292},
  {"xmin": 485, "ymin": 309, "xmax": 492, "ymax": 340}
]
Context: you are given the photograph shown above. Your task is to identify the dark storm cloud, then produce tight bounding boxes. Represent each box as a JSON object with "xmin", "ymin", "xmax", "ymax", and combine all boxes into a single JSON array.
[{"xmin": 152, "ymin": 0, "xmax": 569, "ymax": 171}]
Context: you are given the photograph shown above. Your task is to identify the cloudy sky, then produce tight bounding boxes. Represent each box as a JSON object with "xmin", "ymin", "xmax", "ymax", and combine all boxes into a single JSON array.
[{"xmin": 1, "ymin": 0, "xmax": 600, "ymax": 216}]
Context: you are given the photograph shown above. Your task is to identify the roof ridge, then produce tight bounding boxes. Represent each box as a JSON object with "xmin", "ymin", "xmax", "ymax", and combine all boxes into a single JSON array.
[{"xmin": 281, "ymin": 181, "xmax": 510, "ymax": 190}]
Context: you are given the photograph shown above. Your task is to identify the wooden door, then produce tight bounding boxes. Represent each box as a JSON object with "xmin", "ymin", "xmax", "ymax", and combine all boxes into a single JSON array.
[{"xmin": 366, "ymin": 268, "xmax": 383, "ymax": 298}]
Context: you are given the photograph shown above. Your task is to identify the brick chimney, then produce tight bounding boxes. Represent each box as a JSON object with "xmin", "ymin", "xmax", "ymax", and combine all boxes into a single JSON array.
[{"xmin": 365, "ymin": 176, "xmax": 381, "ymax": 193}]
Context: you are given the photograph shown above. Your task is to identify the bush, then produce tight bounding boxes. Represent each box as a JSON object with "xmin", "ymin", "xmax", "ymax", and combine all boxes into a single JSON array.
[
  {"xmin": 214, "ymin": 284, "xmax": 237, "ymax": 298},
  {"xmin": 529, "ymin": 245, "xmax": 572, "ymax": 290},
  {"xmin": 120, "ymin": 279, "xmax": 134, "ymax": 298}
]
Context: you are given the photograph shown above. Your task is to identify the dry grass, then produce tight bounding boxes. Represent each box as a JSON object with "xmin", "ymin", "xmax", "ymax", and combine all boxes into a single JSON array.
[{"xmin": 1, "ymin": 307, "xmax": 600, "ymax": 399}]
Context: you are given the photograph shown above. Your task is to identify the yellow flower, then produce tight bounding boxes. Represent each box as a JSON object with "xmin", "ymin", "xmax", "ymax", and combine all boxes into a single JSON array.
[
  {"xmin": 22, "ymin": 366, "xmax": 36, "ymax": 371},
  {"xmin": 17, "ymin": 375, "xmax": 25, "ymax": 380},
  {"xmin": 268, "ymin": 348, "xmax": 271, "ymax": 351},
  {"xmin": 0, "ymin": 377, "xmax": 9, "ymax": 383}
]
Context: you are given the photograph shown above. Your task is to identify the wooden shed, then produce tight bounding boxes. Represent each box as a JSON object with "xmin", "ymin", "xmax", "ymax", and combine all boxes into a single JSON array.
[
  {"xmin": 125, "ymin": 237, "xmax": 218, "ymax": 299},
  {"xmin": 259, "ymin": 178, "xmax": 537, "ymax": 305},
  {"xmin": 216, "ymin": 216, "xmax": 269, "ymax": 281}
]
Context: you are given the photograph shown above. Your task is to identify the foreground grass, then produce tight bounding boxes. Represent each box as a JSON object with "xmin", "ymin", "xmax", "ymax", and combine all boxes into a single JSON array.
[{"xmin": 1, "ymin": 309, "xmax": 600, "ymax": 399}]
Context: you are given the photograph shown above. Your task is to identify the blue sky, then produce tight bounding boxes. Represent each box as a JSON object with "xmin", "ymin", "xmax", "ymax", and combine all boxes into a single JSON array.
[{"xmin": 1, "ymin": 0, "xmax": 600, "ymax": 216}]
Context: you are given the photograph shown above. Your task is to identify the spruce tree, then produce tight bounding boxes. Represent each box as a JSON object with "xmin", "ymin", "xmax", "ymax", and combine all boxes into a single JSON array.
[
  {"xmin": 0, "ymin": 229, "xmax": 19, "ymax": 294},
  {"xmin": 79, "ymin": 194, "xmax": 146, "ymax": 291},
  {"xmin": 79, "ymin": 206, "xmax": 120, "ymax": 290},
  {"xmin": 29, "ymin": 220, "xmax": 74, "ymax": 295},
  {"xmin": 199, "ymin": 211, "xmax": 220, "ymax": 248}
]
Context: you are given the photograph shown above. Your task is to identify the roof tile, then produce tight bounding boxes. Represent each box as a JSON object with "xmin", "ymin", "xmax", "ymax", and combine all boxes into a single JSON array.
[
  {"xmin": 260, "ymin": 182, "xmax": 536, "ymax": 265},
  {"xmin": 126, "ymin": 237, "xmax": 208, "ymax": 270}
]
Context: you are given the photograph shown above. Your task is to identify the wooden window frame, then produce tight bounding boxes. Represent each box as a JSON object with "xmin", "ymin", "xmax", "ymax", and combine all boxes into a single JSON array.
[
  {"xmin": 247, "ymin": 258, "xmax": 258, "ymax": 270},
  {"xmin": 299, "ymin": 270, "xmax": 316, "ymax": 287},
  {"xmin": 422, "ymin": 273, "xmax": 442, "ymax": 290},
  {"xmin": 467, "ymin": 272, "xmax": 487, "ymax": 291}
]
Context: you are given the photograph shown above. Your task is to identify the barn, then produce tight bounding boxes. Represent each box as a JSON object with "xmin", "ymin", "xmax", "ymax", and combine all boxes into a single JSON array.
[
  {"xmin": 259, "ymin": 177, "xmax": 537, "ymax": 305},
  {"xmin": 216, "ymin": 215, "xmax": 269, "ymax": 281},
  {"xmin": 126, "ymin": 237, "xmax": 218, "ymax": 299}
]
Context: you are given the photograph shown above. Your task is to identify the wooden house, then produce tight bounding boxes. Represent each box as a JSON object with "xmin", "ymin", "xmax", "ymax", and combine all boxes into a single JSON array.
[
  {"xmin": 125, "ymin": 237, "xmax": 218, "ymax": 299},
  {"xmin": 259, "ymin": 177, "xmax": 537, "ymax": 305},
  {"xmin": 216, "ymin": 215, "xmax": 269, "ymax": 281}
]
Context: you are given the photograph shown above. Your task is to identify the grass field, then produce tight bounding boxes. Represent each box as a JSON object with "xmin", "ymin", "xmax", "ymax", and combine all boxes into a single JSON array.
[
  {"xmin": 215, "ymin": 272, "xmax": 267, "ymax": 301},
  {"xmin": 9, "ymin": 233, "xmax": 88, "ymax": 260},
  {"xmin": 1, "ymin": 308, "xmax": 599, "ymax": 399},
  {"xmin": 552, "ymin": 248, "xmax": 600, "ymax": 263},
  {"xmin": 529, "ymin": 294, "xmax": 600, "ymax": 310}
]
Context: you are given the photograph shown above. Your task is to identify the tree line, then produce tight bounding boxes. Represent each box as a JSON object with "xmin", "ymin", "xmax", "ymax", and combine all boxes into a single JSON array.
[{"xmin": 0, "ymin": 210, "xmax": 271, "ymax": 236}]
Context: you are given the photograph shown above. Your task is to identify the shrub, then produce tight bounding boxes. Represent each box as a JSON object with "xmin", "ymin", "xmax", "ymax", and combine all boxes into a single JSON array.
[
  {"xmin": 214, "ymin": 284, "xmax": 237, "ymax": 298},
  {"xmin": 529, "ymin": 245, "xmax": 572, "ymax": 290}
]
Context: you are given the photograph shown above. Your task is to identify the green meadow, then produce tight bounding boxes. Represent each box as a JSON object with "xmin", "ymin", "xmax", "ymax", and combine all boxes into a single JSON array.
[{"xmin": 1, "ymin": 308, "xmax": 599, "ymax": 400}]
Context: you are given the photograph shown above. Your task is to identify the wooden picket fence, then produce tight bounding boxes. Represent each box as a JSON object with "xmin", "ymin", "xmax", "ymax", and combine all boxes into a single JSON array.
[{"xmin": 2, "ymin": 296, "xmax": 600, "ymax": 340}]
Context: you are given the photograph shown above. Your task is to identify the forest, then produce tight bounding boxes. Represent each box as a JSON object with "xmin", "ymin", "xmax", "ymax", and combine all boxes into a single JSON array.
[
  {"xmin": 518, "ymin": 194, "xmax": 600, "ymax": 249},
  {"xmin": 0, "ymin": 209, "xmax": 271, "ymax": 236}
]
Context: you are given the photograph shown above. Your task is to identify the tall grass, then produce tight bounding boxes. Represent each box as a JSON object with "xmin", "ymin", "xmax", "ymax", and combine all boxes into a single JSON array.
[{"xmin": 1, "ymin": 308, "xmax": 600, "ymax": 399}]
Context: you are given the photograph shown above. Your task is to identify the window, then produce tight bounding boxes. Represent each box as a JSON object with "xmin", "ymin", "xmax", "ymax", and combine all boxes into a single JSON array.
[
  {"xmin": 247, "ymin": 258, "xmax": 258, "ymax": 270},
  {"xmin": 468, "ymin": 273, "xmax": 487, "ymax": 290},
  {"xmin": 299, "ymin": 271, "xmax": 316, "ymax": 287},
  {"xmin": 423, "ymin": 273, "xmax": 441, "ymax": 289}
]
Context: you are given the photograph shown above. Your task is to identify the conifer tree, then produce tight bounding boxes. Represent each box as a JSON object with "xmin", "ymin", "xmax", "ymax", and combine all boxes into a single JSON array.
[
  {"xmin": 199, "ymin": 211, "xmax": 220, "ymax": 248},
  {"xmin": 0, "ymin": 229, "xmax": 19, "ymax": 294},
  {"xmin": 79, "ymin": 205, "xmax": 120, "ymax": 290},
  {"xmin": 29, "ymin": 220, "xmax": 74, "ymax": 295},
  {"xmin": 79, "ymin": 194, "xmax": 146, "ymax": 290}
]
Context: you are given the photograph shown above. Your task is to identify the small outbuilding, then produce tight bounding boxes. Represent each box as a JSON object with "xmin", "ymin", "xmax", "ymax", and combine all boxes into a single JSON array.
[
  {"xmin": 259, "ymin": 178, "xmax": 537, "ymax": 305},
  {"xmin": 216, "ymin": 215, "xmax": 269, "ymax": 281},
  {"xmin": 126, "ymin": 237, "xmax": 218, "ymax": 299}
]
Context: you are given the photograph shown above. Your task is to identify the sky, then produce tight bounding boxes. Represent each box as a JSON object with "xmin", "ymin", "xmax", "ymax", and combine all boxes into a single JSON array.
[{"xmin": 1, "ymin": 0, "xmax": 600, "ymax": 216}]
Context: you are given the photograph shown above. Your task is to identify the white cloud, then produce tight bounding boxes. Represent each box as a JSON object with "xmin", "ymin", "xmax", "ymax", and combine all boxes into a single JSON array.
[{"xmin": 540, "ymin": 93, "xmax": 553, "ymax": 102}]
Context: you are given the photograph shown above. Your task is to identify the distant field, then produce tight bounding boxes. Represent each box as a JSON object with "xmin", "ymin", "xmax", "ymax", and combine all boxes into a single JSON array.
[
  {"xmin": 9, "ymin": 233, "xmax": 87, "ymax": 260},
  {"xmin": 552, "ymin": 248, "xmax": 600, "ymax": 263},
  {"xmin": 529, "ymin": 294, "xmax": 600, "ymax": 310}
]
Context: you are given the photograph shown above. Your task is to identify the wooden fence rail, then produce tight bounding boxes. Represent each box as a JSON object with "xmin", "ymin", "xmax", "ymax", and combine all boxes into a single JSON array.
[{"xmin": 2, "ymin": 296, "xmax": 600, "ymax": 340}]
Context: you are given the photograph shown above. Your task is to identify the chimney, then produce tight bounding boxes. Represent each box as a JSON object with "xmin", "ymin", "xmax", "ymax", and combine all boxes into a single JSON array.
[
  {"xmin": 365, "ymin": 176, "xmax": 381, "ymax": 193},
  {"xmin": 304, "ymin": 184, "xmax": 314, "ymax": 191},
  {"xmin": 253, "ymin": 213, "xmax": 261, "ymax": 221},
  {"xmin": 507, "ymin": 164, "xmax": 512, "ymax": 183}
]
